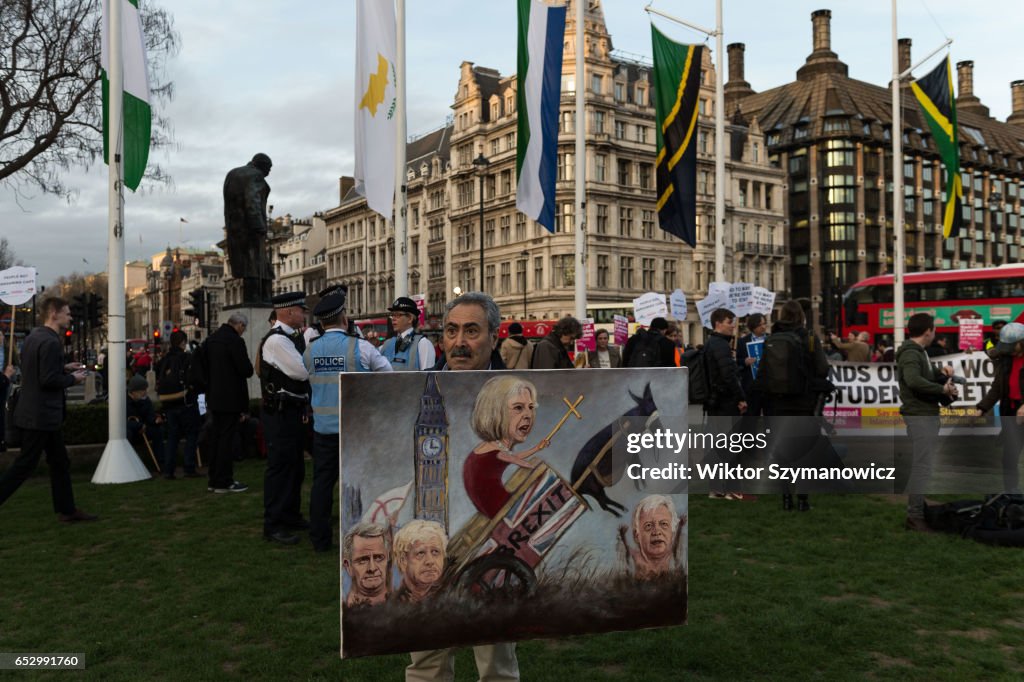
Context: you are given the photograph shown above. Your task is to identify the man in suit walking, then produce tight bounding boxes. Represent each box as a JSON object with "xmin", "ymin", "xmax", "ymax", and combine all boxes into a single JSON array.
[
  {"xmin": 0, "ymin": 297, "xmax": 94, "ymax": 521},
  {"xmin": 204, "ymin": 312, "xmax": 253, "ymax": 493}
]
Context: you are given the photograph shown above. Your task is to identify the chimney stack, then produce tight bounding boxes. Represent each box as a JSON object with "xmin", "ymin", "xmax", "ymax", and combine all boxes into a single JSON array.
[
  {"xmin": 898, "ymin": 38, "xmax": 911, "ymax": 76},
  {"xmin": 797, "ymin": 9, "xmax": 848, "ymax": 81},
  {"xmin": 812, "ymin": 9, "xmax": 832, "ymax": 52},
  {"xmin": 728, "ymin": 43, "xmax": 746, "ymax": 83},
  {"xmin": 956, "ymin": 60, "xmax": 990, "ymax": 118},
  {"xmin": 1009, "ymin": 80, "xmax": 1024, "ymax": 127},
  {"xmin": 957, "ymin": 61, "xmax": 974, "ymax": 97},
  {"xmin": 724, "ymin": 42, "xmax": 756, "ymax": 111},
  {"xmin": 339, "ymin": 176, "xmax": 355, "ymax": 203}
]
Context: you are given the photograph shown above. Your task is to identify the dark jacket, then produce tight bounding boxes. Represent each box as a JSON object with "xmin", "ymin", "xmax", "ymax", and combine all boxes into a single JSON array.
[
  {"xmin": 895, "ymin": 339, "xmax": 947, "ymax": 416},
  {"xmin": 531, "ymin": 334, "xmax": 574, "ymax": 370},
  {"xmin": 977, "ymin": 353, "xmax": 1024, "ymax": 414},
  {"xmin": 705, "ymin": 331, "xmax": 745, "ymax": 406},
  {"xmin": 205, "ymin": 323, "xmax": 253, "ymax": 413},
  {"xmin": 621, "ymin": 329, "xmax": 676, "ymax": 368},
  {"xmin": 154, "ymin": 346, "xmax": 194, "ymax": 408},
  {"xmin": 13, "ymin": 326, "xmax": 75, "ymax": 431},
  {"xmin": 753, "ymin": 321, "xmax": 830, "ymax": 415}
]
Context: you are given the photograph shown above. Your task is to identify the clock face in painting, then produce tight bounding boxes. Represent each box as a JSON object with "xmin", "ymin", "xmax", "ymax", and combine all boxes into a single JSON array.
[{"xmin": 421, "ymin": 435, "xmax": 443, "ymax": 458}]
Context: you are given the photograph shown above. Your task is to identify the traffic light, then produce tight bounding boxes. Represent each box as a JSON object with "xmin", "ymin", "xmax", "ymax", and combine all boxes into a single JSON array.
[
  {"xmin": 188, "ymin": 288, "xmax": 205, "ymax": 327},
  {"xmin": 87, "ymin": 293, "xmax": 104, "ymax": 328},
  {"xmin": 153, "ymin": 328, "xmax": 161, "ymax": 342},
  {"xmin": 70, "ymin": 294, "xmax": 87, "ymax": 323},
  {"xmin": 64, "ymin": 329, "xmax": 72, "ymax": 346}
]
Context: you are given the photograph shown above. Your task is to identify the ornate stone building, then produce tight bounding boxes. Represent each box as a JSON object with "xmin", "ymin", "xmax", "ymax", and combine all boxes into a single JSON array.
[{"xmin": 321, "ymin": 0, "xmax": 785, "ymax": 340}]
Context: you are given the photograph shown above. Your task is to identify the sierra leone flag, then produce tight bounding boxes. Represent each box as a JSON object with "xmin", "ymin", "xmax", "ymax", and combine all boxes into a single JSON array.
[
  {"xmin": 652, "ymin": 26, "xmax": 702, "ymax": 247},
  {"xmin": 101, "ymin": 0, "xmax": 151, "ymax": 192},
  {"xmin": 516, "ymin": 0, "xmax": 566, "ymax": 233},
  {"xmin": 911, "ymin": 56, "xmax": 962, "ymax": 239}
]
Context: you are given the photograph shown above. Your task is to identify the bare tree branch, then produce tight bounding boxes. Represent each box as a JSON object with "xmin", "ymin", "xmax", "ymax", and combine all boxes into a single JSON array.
[{"xmin": 0, "ymin": 0, "xmax": 179, "ymax": 199}]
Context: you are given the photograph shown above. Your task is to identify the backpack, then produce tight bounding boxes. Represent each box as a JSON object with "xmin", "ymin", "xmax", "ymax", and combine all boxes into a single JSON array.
[
  {"xmin": 680, "ymin": 347, "xmax": 711, "ymax": 404},
  {"xmin": 187, "ymin": 341, "xmax": 209, "ymax": 394},
  {"xmin": 626, "ymin": 330, "xmax": 661, "ymax": 368},
  {"xmin": 762, "ymin": 330, "xmax": 812, "ymax": 396},
  {"xmin": 156, "ymin": 351, "xmax": 189, "ymax": 401}
]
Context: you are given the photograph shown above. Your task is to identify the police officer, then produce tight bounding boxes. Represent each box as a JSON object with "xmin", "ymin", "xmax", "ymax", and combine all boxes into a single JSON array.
[
  {"xmin": 303, "ymin": 290, "xmax": 391, "ymax": 553},
  {"xmin": 381, "ymin": 297, "xmax": 435, "ymax": 371},
  {"xmin": 259, "ymin": 291, "xmax": 312, "ymax": 545}
]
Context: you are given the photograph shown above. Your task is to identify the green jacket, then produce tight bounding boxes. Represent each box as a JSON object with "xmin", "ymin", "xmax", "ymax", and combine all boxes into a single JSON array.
[{"xmin": 895, "ymin": 339, "xmax": 946, "ymax": 416}]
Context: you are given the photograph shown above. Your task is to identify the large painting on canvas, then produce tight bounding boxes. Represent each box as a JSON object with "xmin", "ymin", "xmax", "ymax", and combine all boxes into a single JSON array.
[{"xmin": 339, "ymin": 368, "xmax": 688, "ymax": 658}]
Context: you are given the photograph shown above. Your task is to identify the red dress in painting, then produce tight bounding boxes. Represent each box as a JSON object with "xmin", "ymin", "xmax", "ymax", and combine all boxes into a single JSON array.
[{"xmin": 463, "ymin": 448, "xmax": 513, "ymax": 518}]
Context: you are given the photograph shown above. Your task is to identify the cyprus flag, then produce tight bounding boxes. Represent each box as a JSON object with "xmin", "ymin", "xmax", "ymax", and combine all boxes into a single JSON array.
[{"xmin": 354, "ymin": 0, "xmax": 397, "ymax": 219}]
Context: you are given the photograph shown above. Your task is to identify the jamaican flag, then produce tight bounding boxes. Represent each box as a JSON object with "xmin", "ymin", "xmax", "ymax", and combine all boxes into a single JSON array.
[
  {"xmin": 652, "ymin": 26, "xmax": 702, "ymax": 247},
  {"xmin": 911, "ymin": 57, "xmax": 963, "ymax": 239}
]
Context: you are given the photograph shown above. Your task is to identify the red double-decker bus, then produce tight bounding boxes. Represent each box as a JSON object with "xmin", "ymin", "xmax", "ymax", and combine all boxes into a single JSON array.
[{"xmin": 842, "ymin": 265, "xmax": 1024, "ymax": 339}]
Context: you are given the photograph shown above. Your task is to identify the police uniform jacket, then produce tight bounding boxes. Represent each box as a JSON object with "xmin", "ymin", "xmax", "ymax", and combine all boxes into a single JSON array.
[{"xmin": 303, "ymin": 328, "xmax": 392, "ymax": 434}]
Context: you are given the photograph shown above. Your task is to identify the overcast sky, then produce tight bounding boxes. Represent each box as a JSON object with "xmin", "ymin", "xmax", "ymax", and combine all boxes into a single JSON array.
[{"xmin": 3, "ymin": 0, "xmax": 1021, "ymax": 287}]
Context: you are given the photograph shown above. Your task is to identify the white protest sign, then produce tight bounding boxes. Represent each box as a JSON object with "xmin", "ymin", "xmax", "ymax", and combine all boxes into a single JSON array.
[
  {"xmin": 708, "ymin": 281, "xmax": 731, "ymax": 299},
  {"xmin": 696, "ymin": 291, "xmax": 729, "ymax": 328},
  {"xmin": 827, "ymin": 353, "xmax": 996, "ymax": 434},
  {"xmin": 728, "ymin": 282, "xmax": 754, "ymax": 317},
  {"xmin": 669, "ymin": 289, "xmax": 687, "ymax": 320},
  {"xmin": 632, "ymin": 292, "xmax": 668, "ymax": 326},
  {"xmin": 751, "ymin": 287, "xmax": 776, "ymax": 316},
  {"xmin": 0, "ymin": 266, "xmax": 37, "ymax": 306}
]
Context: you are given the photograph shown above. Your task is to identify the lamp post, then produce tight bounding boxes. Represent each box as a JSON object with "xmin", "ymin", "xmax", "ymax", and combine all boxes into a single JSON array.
[
  {"xmin": 520, "ymin": 249, "xmax": 529, "ymax": 319},
  {"xmin": 472, "ymin": 153, "xmax": 490, "ymax": 292}
]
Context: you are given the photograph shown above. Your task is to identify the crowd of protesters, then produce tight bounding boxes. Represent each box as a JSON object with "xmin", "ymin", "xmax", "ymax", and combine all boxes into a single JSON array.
[{"xmin": 2, "ymin": 290, "xmax": 1021, "ymax": 538}]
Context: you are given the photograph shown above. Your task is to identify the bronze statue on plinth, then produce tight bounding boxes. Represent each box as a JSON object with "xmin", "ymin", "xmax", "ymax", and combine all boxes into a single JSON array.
[{"xmin": 223, "ymin": 153, "xmax": 274, "ymax": 305}]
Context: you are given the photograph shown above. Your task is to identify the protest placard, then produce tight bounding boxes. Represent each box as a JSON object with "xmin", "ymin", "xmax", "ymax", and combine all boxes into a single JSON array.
[
  {"xmin": 669, "ymin": 289, "xmax": 687, "ymax": 320},
  {"xmin": 632, "ymin": 292, "xmax": 668, "ymax": 326},
  {"xmin": 728, "ymin": 282, "xmax": 754, "ymax": 317},
  {"xmin": 613, "ymin": 315, "xmax": 629, "ymax": 346}
]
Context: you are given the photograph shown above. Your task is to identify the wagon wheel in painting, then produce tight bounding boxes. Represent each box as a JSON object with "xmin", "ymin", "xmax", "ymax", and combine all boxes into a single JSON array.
[{"xmin": 454, "ymin": 553, "xmax": 537, "ymax": 599}]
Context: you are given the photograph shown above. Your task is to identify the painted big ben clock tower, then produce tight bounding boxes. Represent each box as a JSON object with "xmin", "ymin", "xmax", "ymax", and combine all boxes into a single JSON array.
[{"xmin": 414, "ymin": 373, "xmax": 449, "ymax": 529}]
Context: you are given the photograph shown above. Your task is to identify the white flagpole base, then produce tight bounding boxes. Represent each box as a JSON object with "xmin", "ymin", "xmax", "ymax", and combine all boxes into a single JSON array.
[{"xmin": 92, "ymin": 438, "xmax": 152, "ymax": 484}]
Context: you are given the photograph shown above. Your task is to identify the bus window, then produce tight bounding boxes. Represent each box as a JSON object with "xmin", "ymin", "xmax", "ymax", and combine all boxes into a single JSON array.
[
  {"xmin": 844, "ymin": 287, "xmax": 869, "ymax": 324},
  {"xmin": 956, "ymin": 281, "xmax": 987, "ymax": 300},
  {"xmin": 874, "ymin": 285, "xmax": 893, "ymax": 303},
  {"xmin": 916, "ymin": 282, "xmax": 950, "ymax": 301},
  {"xmin": 990, "ymin": 278, "xmax": 1024, "ymax": 298}
]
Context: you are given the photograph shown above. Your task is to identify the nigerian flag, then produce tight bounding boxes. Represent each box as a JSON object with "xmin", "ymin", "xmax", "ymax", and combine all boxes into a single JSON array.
[
  {"xmin": 911, "ymin": 56, "xmax": 962, "ymax": 239},
  {"xmin": 101, "ymin": 0, "xmax": 151, "ymax": 192}
]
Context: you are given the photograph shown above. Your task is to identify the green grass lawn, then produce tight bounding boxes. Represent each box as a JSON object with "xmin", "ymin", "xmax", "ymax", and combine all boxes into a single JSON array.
[{"xmin": 1, "ymin": 457, "xmax": 1022, "ymax": 680}]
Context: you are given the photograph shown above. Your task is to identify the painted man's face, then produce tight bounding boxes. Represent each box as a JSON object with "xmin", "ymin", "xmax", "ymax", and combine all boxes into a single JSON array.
[
  {"xmin": 401, "ymin": 537, "xmax": 444, "ymax": 591},
  {"xmin": 635, "ymin": 505, "xmax": 674, "ymax": 561},
  {"xmin": 344, "ymin": 535, "xmax": 388, "ymax": 596}
]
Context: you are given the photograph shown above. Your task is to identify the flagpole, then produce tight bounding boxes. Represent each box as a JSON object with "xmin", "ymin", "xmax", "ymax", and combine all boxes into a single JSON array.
[
  {"xmin": 891, "ymin": 0, "xmax": 905, "ymax": 346},
  {"xmin": 574, "ymin": 0, "xmax": 586, "ymax": 320},
  {"xmin": 393, "ymin": 0, "xmax": 408, "ymax": 299},
  {"xmin": 713, "ymin": 0, "xmax": 726, "ymax": 283},
  {"xmin": 94, "ymin": 0, "xmax": 150, "ymax": 484}
]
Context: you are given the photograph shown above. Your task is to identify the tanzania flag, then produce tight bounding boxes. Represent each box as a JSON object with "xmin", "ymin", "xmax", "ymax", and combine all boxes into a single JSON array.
[
  {"xmin": 101, "ymin": 0, "xmax": 151, "ymax": 192},
  {"xmin": 911, "ymin": 57, "xmax": 962, "ymax": 239},
  {"xmin": 652, "ymin": 26, "xmax": 702, "ymax": 247}
]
